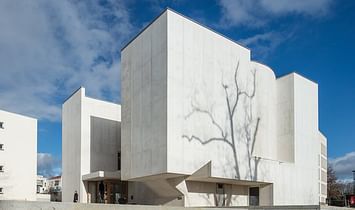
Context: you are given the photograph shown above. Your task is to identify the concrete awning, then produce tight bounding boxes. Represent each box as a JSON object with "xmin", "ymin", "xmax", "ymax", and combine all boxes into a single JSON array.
[
  {"xmin": 187, "ymin": 161, "xmax": 271, "ymax": 186},
  {"xmin": 82, "ymin": 170, "xmax": 121, "ymax": 181}
]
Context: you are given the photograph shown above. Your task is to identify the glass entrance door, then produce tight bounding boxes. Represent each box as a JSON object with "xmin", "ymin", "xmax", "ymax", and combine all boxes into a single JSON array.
[{"xmin": 88, "ymin": 180, "xmax": 128, "ymax": 204}]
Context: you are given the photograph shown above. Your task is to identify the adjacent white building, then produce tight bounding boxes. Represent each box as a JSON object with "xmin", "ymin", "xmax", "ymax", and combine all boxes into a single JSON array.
[
  {"xmin": 62, "ymin": 9, "xmax": 327, "ymax": 207},
  {"xmin": 62, "ymin": 87, "xmax": 122, "ymax": 203},
  {"xmin": 0, "ymin": 109, "xmax": 37, "ymax": 201}
]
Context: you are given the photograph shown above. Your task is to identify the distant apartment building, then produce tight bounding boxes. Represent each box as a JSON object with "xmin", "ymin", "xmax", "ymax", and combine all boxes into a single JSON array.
[
  {"xmin": 36, "ymin": 175, "xmax": 62, "ymax": 201},
  {"xmin": 47, "ymin": 175, "xmax": 62, "ymax": 202},
  {"xmin": 0, "ymin": 109, "xmax": 37, "ymax": 201},
  {"xmin": 37, "ymin": 175, "xmax": 48, "ymax": 194},
  {"xmin": 48, "ymin": 175, "xmax": 62, "ymax": 192},
  {"xmin": 62, "ymin": 9, "xmax": 327, "ymax": 207}
]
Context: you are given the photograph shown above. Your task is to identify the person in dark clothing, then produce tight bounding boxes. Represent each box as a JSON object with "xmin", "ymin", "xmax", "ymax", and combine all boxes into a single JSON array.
[
  {"xmin": 99, "ymin": 181, "xmax": 105, "ymax": 203},
  {"xmin": 73, "ymin": 190, "xmax": 78, "ymax": 203}
]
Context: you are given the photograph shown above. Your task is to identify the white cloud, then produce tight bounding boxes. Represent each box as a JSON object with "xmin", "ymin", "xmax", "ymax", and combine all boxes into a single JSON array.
[
  {"xmin": 329, "ymin": 152, "xmax": 355, "ymax": 180},
  {"xmin": 0, "ymin": 0, "xmax": 134, "ymax": 121},
  {"xmin": 239, "ymin": 31, "xmax": 294, "ymax": 60},
  {"xmin": 37, "ymin": 153, "xmax": 61, "ymax": 178},
  {"xmin": 218, "ymin": 0, "xmax": 333, "ymax": 27},
  {"xmin": 260, "ymin": 0, "xmax": 332, "ymax": 15}
]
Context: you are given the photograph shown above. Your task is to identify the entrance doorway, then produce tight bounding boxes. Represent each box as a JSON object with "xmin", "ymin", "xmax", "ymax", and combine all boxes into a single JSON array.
[
  {"xmin": 87, "ymin": 180, "xmax": 128, "ymax": 204},
  {"xmin": 249, "ymin": 187, "xmax": 259, "ymax": 206},
  {"xmin": 215, "ymin": 183, "xmax": 225, "ymax": 206}
]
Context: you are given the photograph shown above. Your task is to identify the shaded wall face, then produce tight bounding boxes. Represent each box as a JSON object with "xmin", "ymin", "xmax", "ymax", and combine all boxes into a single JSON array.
[
  {"xmin": 90, "ymin": 116, "xmax": 120, "ymax": 172},
  {"xmin": 62, "ymin": 90, "xmax": 82, "ymax": 202},
  {"xmin": 121, "ymin": 12, "xmax": 168, "ymax": 180}
]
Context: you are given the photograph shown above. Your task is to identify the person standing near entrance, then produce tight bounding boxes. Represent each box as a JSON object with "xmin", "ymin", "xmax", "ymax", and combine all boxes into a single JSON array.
[
  {"xmin": 99, "ymin": 181, "xmax": 105, "ymax": 203},
  {"xmin": 73, "ymin": 190, "xmax": 78, "ymax": 203}
]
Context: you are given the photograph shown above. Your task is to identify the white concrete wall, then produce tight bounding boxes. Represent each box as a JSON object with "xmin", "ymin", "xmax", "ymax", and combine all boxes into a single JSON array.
[
  {"xmin": 319, "ymin": 132, "xmax": 327, "ymax": 203},
  {"xmin": 90, "ymin": 116, "xmax": 120, "ymax": 172},
  {"xmin": 271, "ymin": 74, "xmax": 320, "ymax": 205},
  {"xmin": 62, "ymin": 87, "xmax": 121, "ymax": 203},
  {"xmin": 166, "ymin": 10, "xmax": 255, "ymax": 180},
  {"xmin": 184, "ymin": 181, "xmax": 248, "ymax": 207},
  {"xmin": 62, "ymin": 88, "xmax": 83, "ymax": 202},
  {"xmin": 121, "ymin": 9, "xmax": 326, "ymax": 206},
  {"xmin": 0, "ymin": 110, "xmax": 37, "ymax": 201},
  {"xmin": 276, "ymin": 75, "xmax": 295, "ymax": 163},
  {"xmin": 121, "ymin": 11, "xmax": 168, "ymax": 180}
]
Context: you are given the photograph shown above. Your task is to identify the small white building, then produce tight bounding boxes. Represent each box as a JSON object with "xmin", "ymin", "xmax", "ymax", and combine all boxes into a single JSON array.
[
  {"xmin": 37, "ymin": 175, "xmax": 48, "ymax": 194},
  {"xmin": 62, "ymin": 9, "xmax": 327, "ymax": 207},
  {"xmin": 0, "ymin": 109, "xmax": 37, "ymax": 201}
]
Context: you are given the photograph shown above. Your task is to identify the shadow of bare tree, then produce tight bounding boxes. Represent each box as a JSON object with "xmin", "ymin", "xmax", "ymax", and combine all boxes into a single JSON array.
[{"xmin": 182, "ymin": 59, "xmax": 260, "ymax": 181}]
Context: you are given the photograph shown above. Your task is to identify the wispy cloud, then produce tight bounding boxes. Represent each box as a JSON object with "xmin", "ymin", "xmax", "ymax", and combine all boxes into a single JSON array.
[
  {"xmin": 329, "ymin": 152, "xmax": 355, "ymax": 180},
  {"xmin": 37, "ymin": 153, "xmax": 61, "ymax": 178},
  {"xmin": 217, "ymin": 0, "xmax": 333, "ymax": 60},
  {"xmin": 239, "ymin": 31, "xmax": 295, "ymax": 60},
  {"xmin": 218, "ymin": 0, "xmax": 334, "ymax": 28},
  {"xmin": 0, "ymin": 0, "xmax": 134, "ymax": 121}
]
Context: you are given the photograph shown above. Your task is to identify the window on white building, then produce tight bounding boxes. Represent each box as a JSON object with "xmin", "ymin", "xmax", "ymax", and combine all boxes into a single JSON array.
[
  {"xmin": 0, "ymin": 187, "xmax": 3, "ymax": 194},
  {"xmin": 0, "ymin": 144, "xmax": 3, "ymax": 150},
  {"xmin": 0, "ymin": 166, "xmax": 3, "ymax": 172},
  {"xmin": 0, "ymin": 122, "xmax": 3, "ymax": 129}
]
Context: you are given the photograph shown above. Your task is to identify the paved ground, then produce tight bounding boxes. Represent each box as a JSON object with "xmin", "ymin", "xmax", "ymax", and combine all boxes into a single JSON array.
[{"xmin": 0, "ymin": 200, "xmax": 351, "ymax": 210}]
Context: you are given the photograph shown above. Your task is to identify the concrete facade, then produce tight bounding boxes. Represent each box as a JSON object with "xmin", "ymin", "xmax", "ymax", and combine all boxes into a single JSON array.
[
  {"xmin": 62, "ymin": 87, "xmax": 121, "ymax": 203},
  {"xmin": 0, "ymin": 109, "xmax": 37, "ymax": 201},
  {"xmin": 121, "ymin": 9, "xmax": 327, "ymax": 206},
  {"xmin": 62, "ymin": 9, "xmax": 327, "ymax": 207}
]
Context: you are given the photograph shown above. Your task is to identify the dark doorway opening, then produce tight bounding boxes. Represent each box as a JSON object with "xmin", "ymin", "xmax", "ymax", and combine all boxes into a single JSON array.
[{"xmin": 249, "ymin": 187, "xmax": 259, "ymax": 206}]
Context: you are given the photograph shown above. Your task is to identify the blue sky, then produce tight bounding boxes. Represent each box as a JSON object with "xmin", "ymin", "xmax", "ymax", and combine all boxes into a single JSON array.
[{"xmin": 0, "ymin": 0, "xmax": 354, "ymax": 180}]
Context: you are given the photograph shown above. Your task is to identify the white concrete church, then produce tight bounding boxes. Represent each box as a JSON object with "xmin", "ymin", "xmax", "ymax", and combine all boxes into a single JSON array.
[{"xmin": 62, "ymin": 9, "xmax": 327, "ymax": 207}]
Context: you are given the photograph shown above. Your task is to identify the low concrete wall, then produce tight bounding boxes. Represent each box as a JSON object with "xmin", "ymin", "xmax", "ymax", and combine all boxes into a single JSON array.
[
  {"xmin": 321, "ymin": 206, "xmax": 354, "ymax": 210},
  {"xmin": 0, "ymin": 200, "xmax": 325, "ymax": 210},
  {"xmin": 36, "ymin": 193, "xmax": 50, "ymax": 202}
]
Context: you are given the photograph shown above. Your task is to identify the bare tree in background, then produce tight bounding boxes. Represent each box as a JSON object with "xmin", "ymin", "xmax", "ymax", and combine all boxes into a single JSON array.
[
  {"xmin": 328, "ymin": 165, "xmax": 342, "ymax": 200},
  {"xmin": 182, "ymin": 60, "xmax": 260, "ymax": 180}
]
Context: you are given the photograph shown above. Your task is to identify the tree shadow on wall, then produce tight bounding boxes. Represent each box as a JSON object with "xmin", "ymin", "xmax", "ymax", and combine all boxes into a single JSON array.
[{"xmin": 182, "ymin": 60, "xmax": 261, "ymax": 181}]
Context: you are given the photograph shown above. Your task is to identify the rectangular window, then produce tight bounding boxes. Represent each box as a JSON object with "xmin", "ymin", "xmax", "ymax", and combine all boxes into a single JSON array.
[
  {"xmin": 117, "ymin": 152, "xmax": 121, "ymax": 170},
  {"xmin": 0, "ymin": 187, "xmax": 3, "ymax": 194},
  {"xmin": 0, "ymin": 144, "xmax": 3, "ymax": 150},
  {"xmin": 321, "ymin": 144, "xmax": 327, "ymax": 157},
  {"xmin": 0, "ymin": 122, "xmax": 3, "ymax": 129},
  {"xmin": 0, "ymin": 166, "xmax": 3, "ymax": 172},
  {"xmin": 321, "ymin": 170, "xmax": 327, "ymax": 182},
  {"xmin": 321, "ymin": 157, "xmax": 327, "ymax": 169}
]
